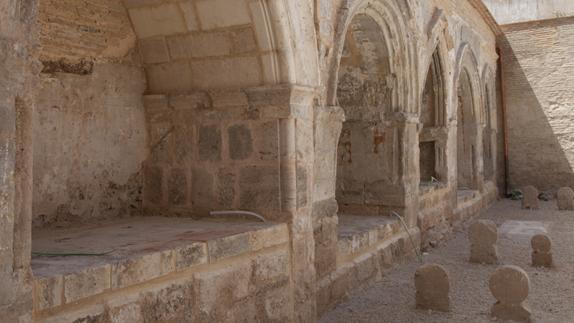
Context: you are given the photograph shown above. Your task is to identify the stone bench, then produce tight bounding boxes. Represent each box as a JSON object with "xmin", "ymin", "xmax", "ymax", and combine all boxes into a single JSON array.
[{"xmin": 32, "ymin": 217, "xmax": 289, "ymax": 320}]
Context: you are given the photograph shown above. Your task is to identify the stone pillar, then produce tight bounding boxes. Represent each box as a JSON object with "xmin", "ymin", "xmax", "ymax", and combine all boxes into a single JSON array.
[
  {"xmin": 389, "ymin": 113, "xmax": 420, "ymax": 228},
  {"xmin": 246, "ymin": 85, "xmax": 318, "ymax": 323},
  {"xmin": 313, "ymin": 106, "xmax": 344, "ymax": 280},
  {"xmin": 0, "ymin": 2, "xmax": 36, "ymax": 320}
]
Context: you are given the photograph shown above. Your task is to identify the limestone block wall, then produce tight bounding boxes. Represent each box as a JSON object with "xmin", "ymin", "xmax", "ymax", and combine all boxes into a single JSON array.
[
  {"xmin": 142, "ymin": 85, "xmax": 314, "ymax": 220},
  {"xmin": 32, "ymin": 0, "xmax": 149, "ymax": 225},
  {"xmin": 500, "ymin": 17, "xmax": 574, "ymax": 192},
  {"xmin": 34, "ymin": 225, "xmax": 293, "ymax": 322},
  {"xmin": 32, "ymin": 63, "xmax": 148, "ymax": 226},
  {"xmin": 124, "ymin": 0, "xmax": 285, "ymax": 93}
]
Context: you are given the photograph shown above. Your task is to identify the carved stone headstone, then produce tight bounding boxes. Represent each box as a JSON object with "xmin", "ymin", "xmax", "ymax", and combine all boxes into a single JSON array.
[
  {"xmin": 522, "ymin": 186, "xmax": 539, "ymax": 210},
  {"xmin": 531, "ymin": 234, "xmax": 553, "ymax": 268},
  {"xmin": 469, "ymin": 220, "xmax": 498, "ymax": 264},
  {"xmin": 489, "ymin": 265, "xmax": 532, "ymax": 322},
  {"xmin": 414, "ymin": 263, "xmax": 450, "ymax": 312},
  {"xmin": 557, "ymin": 187, "xmax": 574, "ymax": 211}
]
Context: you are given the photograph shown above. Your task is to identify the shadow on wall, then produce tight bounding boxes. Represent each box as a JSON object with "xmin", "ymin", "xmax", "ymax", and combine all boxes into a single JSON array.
[{"xmin": 499, "ymin": 21, "xmax": 574, "ymax": 192}]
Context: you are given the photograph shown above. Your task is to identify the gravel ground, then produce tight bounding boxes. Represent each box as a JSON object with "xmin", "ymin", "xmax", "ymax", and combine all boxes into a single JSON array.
[{"xmin": 320, "ymin": 199, "xmax": 574, "ymax": 323}]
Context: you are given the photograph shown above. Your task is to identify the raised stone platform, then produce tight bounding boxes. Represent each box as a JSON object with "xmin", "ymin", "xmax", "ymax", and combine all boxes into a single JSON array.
[
  {"xmin": 337, "ymin": 214, "xmax": 403, "ymax": 262},
  {"xmin": 32, "ymin": 217, "xmax": 290, "ymax": 322}
]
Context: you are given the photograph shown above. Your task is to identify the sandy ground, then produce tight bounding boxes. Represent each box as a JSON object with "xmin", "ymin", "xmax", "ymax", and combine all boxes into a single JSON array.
[{"xmin": 320, "ymin": 199, "xmax": 574, "ymax": 323}]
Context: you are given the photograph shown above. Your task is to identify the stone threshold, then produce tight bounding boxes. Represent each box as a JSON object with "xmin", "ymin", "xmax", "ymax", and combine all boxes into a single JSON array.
[{"xmin": 31, "ymin": 217, "xmax": 288, "ymax": 313}]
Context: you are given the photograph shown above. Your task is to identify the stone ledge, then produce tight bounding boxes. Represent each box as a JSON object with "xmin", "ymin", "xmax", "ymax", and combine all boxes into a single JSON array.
[
  {"xmin": 318, "ymin": 227, "xmax": 421, "ymax": 316},
  {"xmin": 32, "ymin": 217, "xmax": 288, "ymax": 312},
  {"xmin": 337, "ymin": 214, "xmax": 404, "ymax": 263}
]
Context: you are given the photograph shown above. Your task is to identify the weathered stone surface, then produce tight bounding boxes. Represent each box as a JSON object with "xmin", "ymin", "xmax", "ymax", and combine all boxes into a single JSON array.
[
  {"xmin": 63, "ymin": 264, "xmax": 111, "ymax": 303},
  {"xmin": 531, "ymin": 234, "xmax": 553, "ymax": 268},
  {"xmin": 174, "ymin": 242, "xmax": 208, "ymax": 271},
  {"xmin": 238, "ymin": 165, "xmax": 280, "ymax": 210},
  {"xmin": 194, "ymin": 260, "xmax": 252, "ymax": 320},
  {"xmin": 557, "ymin": 187, "xmax": 574, "ymax": 211},
  {"xmin": 228, "ymin": 124, "xmax": 253, "ymax": 160},
  {"xmin": 469, "ymin": 220, "xmax": 499, "ymax": 264},
  {"xmin": 415, "ymin": 263, "xmax": 450, "ymax": 312},
  {"xmin": 489, "ymin": 265, "xmax": 532, "ymax": 322},
  {"xmin": 139, "ymin": 37, "xmax": 169, "ymax": 64},
  {"xmin": 144, "ymin": 166, "xmax": 163, "ymax": 205},
  {"xmin": 139, "ymin": 282, "xmax": 195, "ymax": 323},
  {"xmin": 34, "ymin": 275, "xmax": 63, "ymax": 311},
  {"xmin": 207, "ymin": 232, "xmax": 250, "ymax": 262},
  {"xmin": 168, "ymin": 168, "xmax": 187, "ymax": 206},
  {"xmin": 191, "ymin": 168, "xmax": 215, "ymax": 213},
  {"xmin": 111, "ymin": 250, "xmax": 175, "ymax": 289},
  {"xmin": 522, "ymin": 186, "xmax": 539, "ymax": 210},
  {"xmin": 198, "ymin": 125, "xmax": 222, "ymax": 161}
]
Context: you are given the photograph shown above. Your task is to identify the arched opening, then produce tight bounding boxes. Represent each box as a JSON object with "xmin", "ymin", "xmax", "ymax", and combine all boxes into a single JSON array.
[
  {"xmin": 457, "ymin": 69, "xmax": 479, "ymax": 191},
  {"xmin": 336, "ymin": 13, "xmax": 392, "ymax": 215},
  {"xmin": 419, "ymin": 48, "xmax": 447, "ymax": 188}
]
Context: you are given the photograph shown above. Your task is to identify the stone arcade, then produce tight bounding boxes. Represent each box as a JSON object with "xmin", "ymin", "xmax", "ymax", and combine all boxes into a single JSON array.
[{"xmin": 0, "ymin": 0, "xmax": 572, "ymax": 322}]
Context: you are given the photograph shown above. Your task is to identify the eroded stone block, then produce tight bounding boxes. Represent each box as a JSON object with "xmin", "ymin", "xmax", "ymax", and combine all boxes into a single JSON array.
[
  {"xmin": 522, "ymin": 186, "xmax": 539, "ymax": 210},
  {"xmin": 531, "ymin": 234, "xmax": 553, "ymax": 268},
  {"xmin": 139, "ymin": 37, "xmax": 169, "ymax": 64},
  {"xmin": 207, "ymin": 232, "xmax": 250, "ymax": 262},
  {"xmin": 63, "ymin": 264, "xmax": 111, "ymax": 303},
  {"xmin": 198, "ymin": 125, "xmax": 222, "ymax": 161},
  {"xmin": 489, "ymin": 265, "xmax": 531, "ymax": 322},
  {"xmin": 128, "ymin": 4, "xmax": 187, "ymax": 38},
  {"xmin": 557, "ymin": 187, "xmax": 574, "ymax": 211},
  {"xmin": 469, "ymin": 220, "xmax": 499, "ymax": 264},
  {"xmin": 112, "ymin": 250, "xmax": 175, "ymax": 289},
  {"xmin": 168, "ymin": 168, "xmax": 187, "ymax": 206},
  {"xmin": 228, "ymin": 124, "xmax": 253, "ymax": 160},
  {"xmin": 34, "ymin": 275, "xmax": 63, "ymax": 311},
  {"xmin": 174, "ymin": 243, "xmax": 208, "ymax": 271},
  {"xmin": 144, "ymin": 166, "xmax": 163, "ymax": 205},
  {"xmin": 238, "ymin": 165, "xmax": 280, "ymax": 210},
  {"xmin": 415, "ymin": 263, "xmax": 450, "ymax": 312}
]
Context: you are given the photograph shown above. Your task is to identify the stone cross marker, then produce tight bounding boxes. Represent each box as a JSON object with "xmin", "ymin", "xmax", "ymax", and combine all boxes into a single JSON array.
[
  {"xmin": 414, "ymin": 263, "xmax": 450, "ymax": 312},
  {"xmin": 531, "ymin": 234, "xmax": 553, "ymax": 268},
  {"xmin": 522, "ymin": 186, "xmax": 539, "ymax": 210},
  {"xmin": 489, "ymin": 265, "xmax": 532, "ymax": 322},
  {"xmin": 557, "ymin": 187, "xmax": 574, "ymax": 211},
  {"xmin": 469, "ymin": 220, "xmax": 498, "ymax": 264}
]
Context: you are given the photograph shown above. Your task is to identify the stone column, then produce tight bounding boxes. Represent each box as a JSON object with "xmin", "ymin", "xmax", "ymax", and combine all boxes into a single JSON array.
[
  {"xmin": 0, "ymin": 2, "xmax": 36, "ymax": 320},
  {"xmin": 312, "ymin": 106, "xmax": 344, "ymax": 280},
  {"xmin": 246, "ymin": 85, "xmax": 318, "ymax": 323},
  {"xmin": 387, "ymin": 112, "xmax": 421, "ymax": 228}
]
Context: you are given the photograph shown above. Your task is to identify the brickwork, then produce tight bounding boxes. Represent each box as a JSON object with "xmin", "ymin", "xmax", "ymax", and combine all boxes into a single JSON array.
[{"xmin": 500, "ymin": 17, "xmax": 574, "ymax": 192}]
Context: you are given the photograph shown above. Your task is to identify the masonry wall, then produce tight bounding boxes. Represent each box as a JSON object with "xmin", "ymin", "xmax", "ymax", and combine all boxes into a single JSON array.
[
  {"xmin": 500, "ymin": 17, "xmax": 574, "ymax": 192},
  {"xmin": 483, "ymin": 0, "xmax": 574, "ymax": 25},
  {"xmin": 32, "ymin": 0, "xmax": 149, "ymax": 226},
  {"xmin": 0, "ymin": 1, "xmax": 36, "ymax": 320}
]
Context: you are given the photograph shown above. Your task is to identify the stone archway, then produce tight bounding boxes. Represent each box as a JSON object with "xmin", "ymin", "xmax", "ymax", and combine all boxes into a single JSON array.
[
  {"xmin": 457, "ymin": 69, "xmax": 479, "ymax": 190},
  {"xmin": 419, "ymin": 47, "xmax": 447, "ymax": 186},
  {"xmin": 335, "ymin": 13, "xmax": 393, "ymax": 215},
  {"xmin": 454, "ymin": 44, "xmax": 484, "ymax": 196}
]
